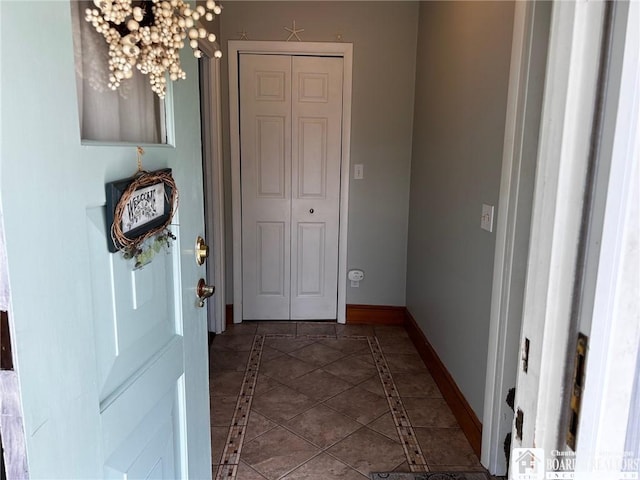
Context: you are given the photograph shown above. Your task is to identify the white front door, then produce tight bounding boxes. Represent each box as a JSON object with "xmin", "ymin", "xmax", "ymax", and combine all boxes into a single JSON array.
[
  {"xmin": 240, "ymin": 54, "xmax": 343, "ymax": 321},
  {"xmin": 0, "ymin": 2, "xmax": 211, "ymax": 477}
]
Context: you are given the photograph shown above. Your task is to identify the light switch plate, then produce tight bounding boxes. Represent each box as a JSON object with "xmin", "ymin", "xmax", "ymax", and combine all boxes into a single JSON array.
[
  {"xmin": 481, "ymin": 204, "xmax": 494, "ymax": 232},
  {"xmin": 354, "ymin": 164, "xmax": 364, "ymax": 180}
]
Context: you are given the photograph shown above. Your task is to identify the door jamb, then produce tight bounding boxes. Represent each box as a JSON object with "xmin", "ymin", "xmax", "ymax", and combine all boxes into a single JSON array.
[
  {"xmin": 512, "ymin": 0, "xmax": 607, "ymax": 452},
  {"xmin": 573, "ymin": 0, "xmax": 639, "ymax": 469},
  {"xmin": 228, "ymin": 40, "xmax": 353, "ymax": 324},
  {"xmin": 481, "ymin": 1, "xmax": 533, "ymax": 474},
  {"xmin": 199, "ymin": 43, "xmax": 226, "ymax": 334}
]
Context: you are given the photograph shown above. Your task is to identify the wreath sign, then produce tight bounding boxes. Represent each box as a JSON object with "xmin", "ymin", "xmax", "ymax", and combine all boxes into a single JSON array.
[{"xmin": 108, "ymin": 150, "xmax": 179, "ymax": 268}]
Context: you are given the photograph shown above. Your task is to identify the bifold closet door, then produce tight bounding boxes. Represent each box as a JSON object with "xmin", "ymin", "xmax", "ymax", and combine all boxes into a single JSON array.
[
  {"xmin": 240, "ymin": 54, "xmax": 292, "ymax": 320},
  {"xmin": 290, "ymin": 56, "xmax": 343, "ymax": 319},
  {"xmin": 240, "ymin": 54, "xmax": 343, "ymax": 320}
]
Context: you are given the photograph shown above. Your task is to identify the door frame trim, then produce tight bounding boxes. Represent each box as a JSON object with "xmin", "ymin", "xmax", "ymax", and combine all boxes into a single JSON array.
[
  {"xmin": 228, "ymin": 40, "xmax": 353, "ymax": 324},
  {"xmin": 199, "ymin": 44, "xmax": 226, "ymax": 334},
  {"xmin": 511, "ymin": 0, "xmax": 608, "ymax": 453},
  {"xmin": 481, "ymin": 1, "xmax": 536, "ymax": 473}
]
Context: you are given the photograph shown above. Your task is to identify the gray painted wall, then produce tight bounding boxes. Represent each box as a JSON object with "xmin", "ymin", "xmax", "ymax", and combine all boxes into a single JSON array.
[
  {"xmin": 406, "ymin": 1, "xmax": 515, "ymax": 417},
  {"xmin": 219, "ymin": 1, "xmax": 419, "ymax": 306}
]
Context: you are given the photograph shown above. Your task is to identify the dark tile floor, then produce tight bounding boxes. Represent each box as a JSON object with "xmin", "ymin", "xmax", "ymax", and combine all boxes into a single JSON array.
[{"xmin": 209, "ymin": 322, "xmax": 487, "ymax": 480}]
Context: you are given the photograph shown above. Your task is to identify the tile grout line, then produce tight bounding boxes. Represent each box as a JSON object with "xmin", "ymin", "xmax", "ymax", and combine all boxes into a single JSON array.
[{"xmin": 368, "ymin": 336, "xmax": 429, "ymax": 473}]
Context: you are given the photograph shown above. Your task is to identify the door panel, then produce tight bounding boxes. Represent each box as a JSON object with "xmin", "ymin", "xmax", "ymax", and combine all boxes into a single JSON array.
[
  {"xmin": 86, "ymin": 207, "xmax": 176, "ymax": 402},
  {"xmin": 241, "ymin": 55, "xmax": 292, "ymax": 319},
  {"xmin": 296, "ymin": 222, "xmax": 326, "ymax": 296},
  {"xmin": 257, "ymin": 221, "xmax": 287, "ymax": 296},
  {"xmin": 103, "ymin": 373, "xmax": 180, "ymax": 479},
  {"xmin": 101, "ymin": 339, "xmax": 183, "ymax": 474},
  {"xmin": 290, "ymin": 56, "xmax": 343, "ymax": 319},
  {"xmin": 85, "ymin": 173, "xmax": 205, "ymax": 478},
  {"xmin": 86, "ymin": 198, "xmax": 187, "ymax": 480},
  {"xmin": 297, "ymin": 118, "xmax": 328, "ymax": 198},
  {"xmin": 298, "ymin": 72, "xmax": 329, "ymax": 103},
  {"xmin": 256, "ymin": 116, "xmax": 287, "ymax": 198}
]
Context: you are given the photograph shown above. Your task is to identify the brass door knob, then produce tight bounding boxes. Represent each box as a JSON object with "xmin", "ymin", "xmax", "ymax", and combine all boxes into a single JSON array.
[
  {"xmin": 195, "ymin": 236, "xmax": 209, "ymax": 265},
  {"xmin": 196, "ymin": 278, "xmax": 215, "ymax": 308}
]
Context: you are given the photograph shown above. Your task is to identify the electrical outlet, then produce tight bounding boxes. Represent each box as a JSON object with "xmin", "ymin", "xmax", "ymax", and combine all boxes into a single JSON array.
[
  {"xmin": 348, "ymin": 269, "xmax": 364, "ymax": 288},
  {"xmin": 354, "ymin": 164, "xmax": 364, "ymax": 180}
]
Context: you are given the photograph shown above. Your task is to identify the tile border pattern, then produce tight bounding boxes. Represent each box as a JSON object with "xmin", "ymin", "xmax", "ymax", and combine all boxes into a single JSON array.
[
  {"xmin": 215, "ymin": 334, "xmax": 265, "ymax": 479},
  {"xmin": 214, "ymin": 333, "xmax": 429, "ymax": 479},
  {"xmin": 368, "ymin": 337, "xmax": 428, "ymax": 473}
]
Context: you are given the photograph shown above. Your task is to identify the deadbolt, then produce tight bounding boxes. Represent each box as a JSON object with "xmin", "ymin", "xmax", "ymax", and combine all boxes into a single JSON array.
[
  {"xmin": 196, "ymin": 278, "xmax": 215, "ymax": 308},
  {"xmin": 195, "ymin": 236, "xmax": 209, "ymax": 266}
]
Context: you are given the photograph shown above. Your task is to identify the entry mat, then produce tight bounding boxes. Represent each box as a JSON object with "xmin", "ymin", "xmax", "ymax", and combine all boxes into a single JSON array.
[{"xmin": 370, "ymin": 473, "xmax": 492, "ymax": 480}]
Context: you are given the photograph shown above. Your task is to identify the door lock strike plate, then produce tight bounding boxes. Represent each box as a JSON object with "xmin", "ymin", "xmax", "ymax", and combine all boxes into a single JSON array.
[
  {"xmin": 515, "ymin": 408, "xmax": 524, "ymax": 441},
  {"xmin": 522, "ymin": 337, "xmax": 530, "ymax": 373},
  {"xmin": 567, "ymin": 333, "xmax": 588, "ymax": 450}
]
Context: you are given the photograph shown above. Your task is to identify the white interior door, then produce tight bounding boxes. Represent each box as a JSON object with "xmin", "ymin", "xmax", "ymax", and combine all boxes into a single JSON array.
[
  {"xmin": 240, "ymin": 54, "xmax": 293, "ymax": 320},
  {"xmin": 240, "ymin": 54, "xmax": 343, "ymax": 321},
  {"xmin": 290, "ymin": 56, "xmax": 343, "ymax": 319}
]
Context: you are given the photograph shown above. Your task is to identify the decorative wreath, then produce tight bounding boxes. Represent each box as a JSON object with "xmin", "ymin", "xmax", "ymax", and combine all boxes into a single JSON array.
[
  {"xmin": 85, "ymin": 0, "xmax": 223, "ymax": 98},
  {"xmin": 110, "ymin": 168, "xmax": 179, "ymax": 266}
]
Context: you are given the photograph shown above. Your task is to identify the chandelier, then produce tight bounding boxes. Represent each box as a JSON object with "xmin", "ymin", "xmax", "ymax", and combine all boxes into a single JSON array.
[{"xmin": 85, "ymin": 0, "xmax": 223, "ymax": 99}]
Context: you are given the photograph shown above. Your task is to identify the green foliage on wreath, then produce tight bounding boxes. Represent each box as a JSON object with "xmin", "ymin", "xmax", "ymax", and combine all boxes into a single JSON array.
[{"xmin": 122, "ymin": 229, "xmax": 176, "ymax": 269}]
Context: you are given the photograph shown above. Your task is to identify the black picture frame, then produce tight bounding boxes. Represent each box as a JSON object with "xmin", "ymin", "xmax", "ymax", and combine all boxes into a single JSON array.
[{"xmin": 105, "ymin": 168, "xmax": 173, "ymax": 253}]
